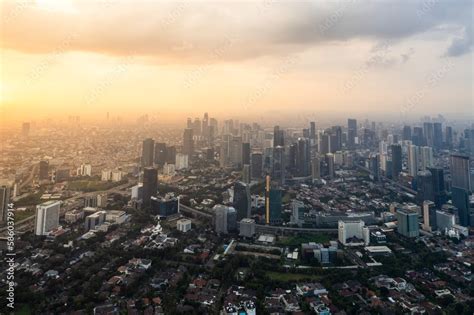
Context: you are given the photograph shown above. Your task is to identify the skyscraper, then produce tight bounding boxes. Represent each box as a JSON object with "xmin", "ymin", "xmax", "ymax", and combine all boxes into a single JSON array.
[
  {"xmin": 35, "ymin": 201, "xmax": 60, "ymax": 236},
  {"xmin": 142, "ymin": 138, "xmax": 155, "ymax": 167},
  {"xmin": 311, "ymin": 157, "xmax": 321, "ymax": 181},
  {"xmin": 242, "ymin": 143, "xmax": 251, "ymax": 165},
  {"xmin": 423, "ymin": 122, "xmax": 434, "ymax": 148},
  {"xmin": 319, "ymin": 133, "xmax": 330, "ymax": 155},
  {"xmin": 296, "ymin": 138, "xmax": 310, "ymax": 177},
  {"xmin": 402, "ymin": 125, "xmax": 412, "ymax": 141},
  {"xmin": 0, "ymin": 186, "xmax": 11, "ymax": 223},
  {"xmin": 450, "ymin": 154, "xmax": 471, "ymax": 191},
  {"xmin": 39, "ymin": 160, "xmax": 49, "ymax": 180},
  {"xmin": 416, "ymin": 170, "xmax": 434, "ymax": 204},
  {"xmin": 445, "ymin": 126, "xmax": 453, "ymax": 149},
  {"xmin": 310, "ymin": 121, "xmax": 316, "ymax": 144},
  {"xmin": 214, "ymin": 205, "xmax": 237, "ymax": 234},
  {"xmin": 166, "ymin": 146, "xmax": 176, "ymax": 164},
  {"xmin": 273, "ymin": 126, "xmax": 284, "ymax": 147},
  {"xmin": 251, "ymin": 152, "xmax": 263, "ymax": 180},
  {"xmin": 427, "ymin": 167, "xmax": 447, "ymax": 207},
  {"xmin": 272, "ymin": 146, "xmax": 285, "ymax": 184},
  {"xmin": 233, "ymin": 181, "xmax": 251, "ymax": 220},
  {"xmin": 268, "ymin": 188, "xmax": 282, "ymax": 225},
  {"xmin": 422, "ymin": 200, "xmax": 436, "ymax": 231},
  {"xmin": 154, "ymin": 143, "xmax": 167, "ymax": 167},
  {"xmin": 142, "ymin": 167, "xmax": 158, "ymax": 209},
  {"xmin": 450, "ymin": 154, "xmax": 471, "ymax": 226},
  {"xmin": 183, "ymin": 128, "xmax": 194, "ymax": 155},
  {"xmin": 391, "ymin": 144, "xmax": 402, "ymax": 179},
  {"xmin": 420, "ymin": 146, "xmax": 433, "ymax": 170},
  {"xmin": 433, "ymin": 122, "xmax": 443, "ymax": 150},
  {"xmin": 326, "ymin": 153, "xmax": 335, "ymax": 179},
  {"xmin": 396, "ymin": 208, "xmax": 419, "ymax": 237},
  {"xmin": 347, "ymin": 118, "xmax": 357, "ymax": 149},
  {"xmin": 407, "ymin": 144, "xmax": 419, "ymax": 177},
  {"xmin": 412, "ymin": 127, "xmax": 424, "ymax": 146}
]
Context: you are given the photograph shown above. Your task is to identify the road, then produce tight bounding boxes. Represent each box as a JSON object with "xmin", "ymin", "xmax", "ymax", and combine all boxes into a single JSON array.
[
  {"xmin": 19, "ymin": 163, "xmax": 38, "ymax": 190},
  {"xmin": 2, "ymin": 180, "xmax": 135, "ymax": 235}
]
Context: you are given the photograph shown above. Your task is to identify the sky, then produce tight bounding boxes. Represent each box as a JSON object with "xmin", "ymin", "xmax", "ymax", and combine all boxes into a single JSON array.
[{"xmin": 0, "ymin": 0, "xmax": 473, "ymax": 125}]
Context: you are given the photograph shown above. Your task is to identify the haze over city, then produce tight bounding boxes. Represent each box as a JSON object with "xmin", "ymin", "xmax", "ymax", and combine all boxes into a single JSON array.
[{"xmin": 1, "ymin": 0, "xmax": 473, "ymax": 125}]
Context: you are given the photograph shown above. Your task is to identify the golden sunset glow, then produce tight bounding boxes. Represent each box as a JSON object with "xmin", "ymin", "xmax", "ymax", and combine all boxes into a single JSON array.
[{"xmin": 1, "ymin": 0, "xmax": 472, "ymax": 126}]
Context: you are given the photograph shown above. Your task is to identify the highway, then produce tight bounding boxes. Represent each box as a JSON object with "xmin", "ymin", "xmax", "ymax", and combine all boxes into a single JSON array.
[{"xmin": 2, "ymin": 180, "xmax": 135, "ymax": 235}]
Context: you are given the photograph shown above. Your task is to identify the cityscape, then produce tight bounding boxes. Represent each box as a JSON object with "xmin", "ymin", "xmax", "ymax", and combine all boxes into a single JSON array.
[{"xmin": 1, "ymin": 1, "xmax": 473, "ymax": 315}]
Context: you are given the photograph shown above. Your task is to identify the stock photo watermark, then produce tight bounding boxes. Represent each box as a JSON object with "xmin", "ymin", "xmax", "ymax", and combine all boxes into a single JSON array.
[{"xmin": 5, "ymin": 201, "xmax": 16, "ymax": 310}]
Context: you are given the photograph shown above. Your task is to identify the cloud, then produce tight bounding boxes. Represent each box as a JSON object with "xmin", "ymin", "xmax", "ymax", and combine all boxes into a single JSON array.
[
  {"xmin": 1, "ymin": 0, "xmax": 472, "ymax": 63},
  {"xmin": 445, "ymin": 26, "xmax": 473, "ymax": 57},
  {"xmin": 401, "ymin": 48, "xmax": 415, "ymax": 63}
]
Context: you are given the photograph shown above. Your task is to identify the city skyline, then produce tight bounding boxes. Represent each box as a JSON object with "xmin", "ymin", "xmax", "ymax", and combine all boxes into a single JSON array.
[{"xmin": 1, "ymin": 0, "xmax": 473, "ymax": 125}]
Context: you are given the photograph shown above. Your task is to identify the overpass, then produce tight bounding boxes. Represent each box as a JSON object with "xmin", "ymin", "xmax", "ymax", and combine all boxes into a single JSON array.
[
  {"xmin": 255, "ymin": 224, "xmax": 337, "ymax": 235},
  {"xmin": 179, "ymin": 204, "xmax": 213, "ymax": 219}
]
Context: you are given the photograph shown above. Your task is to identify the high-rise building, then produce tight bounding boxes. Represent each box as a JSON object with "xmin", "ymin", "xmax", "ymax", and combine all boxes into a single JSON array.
[
  {"xmin": 423, "ymin": 122, "xmax": 434, "ymax": 148},
  {"xmin": 391, "ymin": 144, "xmax": 402, "ymax": 179},
  {"xmin": 183, "ymin": 128, "xmax": 194, "ymax": 155},
  {"xmin": 84, "ymin": 211, "xmax": 106, "ymax": 231},
  {"xmin": 166, "ymin": 146, "xmax": 176, "ymax": 164},
  {"xmin": 296, "ymin": 138, "xmax": 311, "ymax": 177},
  {"xmin": 338, "ymin": 220, "xmax": 370, "ymax": 246},
  {"xmin": 242, "ymin": 143, "xmax": 251, "ymax": 165},
  {"xmin": 368, "ymin": 153, "xmax": 380, "ymax": 181},
  {"xmin": 291, "ymin": 200, "xmax": 305, "ymax": 226},
  {"xmin": 450, "ymin": 154, "xmax": 471, "ymax": 191},
  {"xmin": 39, "ymin": 160, "xmax": 49, "ymax": 180},
  {"xmin": 154, "ymin": 143, "xmax": 167, "ymax": 167},
  {"xmin": 416, "ymin": 170, "xmax": 434, "ymax": 204},
  {"xmin": 84, "ymin": 195, "xmax": 98, "ymax": 208},
  {"xmin": 310, "ymin": 122, "xmax": 316, "ymax": 145},
  {"xmin": 242, "ymin": 164, "xmax": 251, "ymax": 184},
  {"xmin": 251, "ymin": 153, "xmax": 263, "ymax": 180},
  {"xmin": 420, "ymin": 146, "xmax": 433, "ymax": 170},
  {"xmin": 230, "ymin": 136, "xmax": 243, "ymax": 167},
  {"xmin": 422, "ymin": 200, "xmax": 436, "ymax": 231},
  {"xmin": 265, "ymin": 175, "xmax": 271, "ymax": 225},
  {"xmin": 407, "ymin": 144, "xmax": 419, "ymax": 177},
  {"xmin": 268, "ymin": 188, "xmax": 282, "ymax": 225},
  {"xmin": 445, "ymin": 126, "xmax": 453, "ymax": 149},
  {"xmin": 402, "ymin": 125, "xmax": 412, "ymax": 141},
  {"xmin": 175, "ymin": 153, "xmax": 189, "ymax": 170},
  {"xmin": 433, "ymin": 122, "xmax": 443, "ymax": 150},
  {"xmin": 436, "ymin": 210, "xmax": 455, "ymax": 231},
  {"xmin": 326, "ymin": 153, "xmax": 335, "ymax": 179},
  {"xmin": 396, "ymin": 208, "xmax": 419, "ymax": 237},
  {"xmin": 273, "ymin": 126, "xmax": 284, "ymax": 147},
  {"xmin": 427, "ymin": 167, "xmax": 447, "ymax": 207},
  {"xmin": 311, "ymin": 157, "xmax": 321, "ymax": 181},
  {"xmin": 142, "ymin": 138, "xmax": 155, "ymax": 167},
  {"xmin": 142, "ymin": 167, "xmax": 158, "ymax": 209},
  {"xmin": 233, "ymin": 181, "xmax": 251, "ymax": 220},
  {"xmin": 97, "ymin": 193, "xmax": 108, "ymax": 208},
  {"xmin": 412, "ymin": 127, "xmax": 424, "ymax": 146},
  {"xmin": 214, "ymin": 205, "xmax": 237, "ymax": 234},
  {"xmin": 150, "ymin": 195, "xmax": 179, "ymax": 218},
  {"xmin": 272, "ymin": 146, "xmax": 285, "ymax": 184},
  {"xmin": 0, "ymin": 186, "xmax": 11, "ymax": 223},
  {"xmin": 239, "ymin": 218, "xmax": 256, "ymax": 237},
  {"xmin": 347, "ymin": 118, "xmax": 357, "ymax": 149},
  {"xmin": 452, "ymin": 187, "xmax": 470, "ymax": 227},
  {"xmin": 319, "ymin": 133, "xmax": 330, "ymax": 155},
  {"xmin": 35, "ymin": 201, "xmax": 60, "ymax": 236}
]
